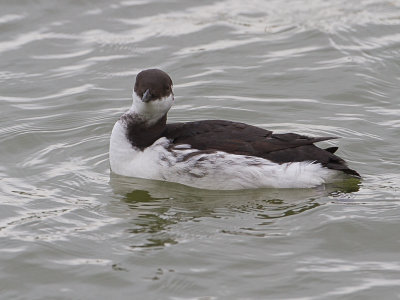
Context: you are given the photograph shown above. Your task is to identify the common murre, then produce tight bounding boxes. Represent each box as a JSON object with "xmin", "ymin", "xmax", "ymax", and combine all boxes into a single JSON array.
[{"xmin": 109, "ymin": 69, "xmax": 360, "ymax": 190}]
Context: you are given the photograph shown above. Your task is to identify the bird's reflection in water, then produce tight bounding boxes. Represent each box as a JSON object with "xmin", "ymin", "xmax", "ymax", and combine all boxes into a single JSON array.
[{"xmin": 109, "ymin": 173, "xmax": 360, "ymax": 249}]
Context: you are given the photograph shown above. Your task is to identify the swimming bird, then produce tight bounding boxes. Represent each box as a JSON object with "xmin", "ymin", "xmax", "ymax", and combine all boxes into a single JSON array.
[{"xmin": 109, "ymin": 69, "xmax": 360, "ymax": 190}]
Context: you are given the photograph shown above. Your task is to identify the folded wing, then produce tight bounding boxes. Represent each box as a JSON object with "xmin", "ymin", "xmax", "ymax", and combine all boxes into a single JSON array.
[{"xmin": 163, "ymin": 120, "xmax": 359, "ymax": 177}]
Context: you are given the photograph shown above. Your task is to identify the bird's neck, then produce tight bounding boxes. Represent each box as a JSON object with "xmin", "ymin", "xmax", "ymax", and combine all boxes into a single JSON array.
[{"xmin": 122, "ymin": 112, "xmax": 167, "ymax": 150}]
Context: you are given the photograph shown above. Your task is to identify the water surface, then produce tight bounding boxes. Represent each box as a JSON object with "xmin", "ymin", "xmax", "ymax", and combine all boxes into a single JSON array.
[{"xmin": 1, "ymin": 0, "xmax": 400, "ymax": 299}]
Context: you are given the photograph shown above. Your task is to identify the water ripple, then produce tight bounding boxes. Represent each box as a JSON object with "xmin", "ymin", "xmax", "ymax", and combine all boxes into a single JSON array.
[
  {"xmin": 1, "ymin": 83, "xmax": 96, "ymax": 105},
  {"xmin": 31, "ymin": 49, "xmax": 93, "ymax": 60},
  {"xmin": 0, "ymin": 14, "xmax": 25, "ymax": 24},
  {"xmin": 0, "ymin": 30, "xmax": 79, "ymax": 54}
]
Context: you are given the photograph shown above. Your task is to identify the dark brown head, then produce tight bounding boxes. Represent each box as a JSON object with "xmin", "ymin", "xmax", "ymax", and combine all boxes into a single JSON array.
[
  {"xmin": 134, "ymin": 69, "xmax": 173, "ymax": 102},
  {"xmin": 129, "ymin": 69, "xmax": 175, "ymax": 125}
]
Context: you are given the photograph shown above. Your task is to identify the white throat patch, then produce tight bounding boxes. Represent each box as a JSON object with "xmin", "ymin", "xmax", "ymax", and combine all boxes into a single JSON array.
[{"xmin": 129, "ymin": 91, "xmax": 174, "ymax": 125}]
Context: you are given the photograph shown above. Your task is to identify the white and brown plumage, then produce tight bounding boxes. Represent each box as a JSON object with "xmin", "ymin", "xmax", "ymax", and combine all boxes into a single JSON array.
[{"xmin": 109, "ymin": 69, "xmax": 359, "ymax": 190}]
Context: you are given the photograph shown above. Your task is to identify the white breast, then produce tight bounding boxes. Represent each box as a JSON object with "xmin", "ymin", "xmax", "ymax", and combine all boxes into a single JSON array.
[{"xmin": 109, "ymin": 120, "xmax": 338, "ymax": 190}]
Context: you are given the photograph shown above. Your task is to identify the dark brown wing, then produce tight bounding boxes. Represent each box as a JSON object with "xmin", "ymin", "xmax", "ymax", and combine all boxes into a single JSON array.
[
  {"xmin": 163, "ymin": 120, "xmax": 360, "ymax": 177},
  {"xmin": 164, "ymin": 120, "xmax": 272, "ymax": 154}
]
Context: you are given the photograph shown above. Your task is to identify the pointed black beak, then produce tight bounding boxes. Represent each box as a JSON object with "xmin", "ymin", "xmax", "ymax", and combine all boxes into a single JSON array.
[{"xmin": 142, "ymin": 89, "xmax": 152, "ymax": 103}]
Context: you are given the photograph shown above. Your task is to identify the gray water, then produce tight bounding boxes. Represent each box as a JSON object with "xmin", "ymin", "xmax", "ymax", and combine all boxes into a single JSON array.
[{"xmin": 1, "ymin": 0, "xmax": 400, "ymax": 299}]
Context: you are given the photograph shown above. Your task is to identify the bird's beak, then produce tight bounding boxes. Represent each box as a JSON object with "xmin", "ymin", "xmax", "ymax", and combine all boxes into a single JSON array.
[{"xmin": 142, "ymin": 89, "xmax": 152, "ymax": 102}]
